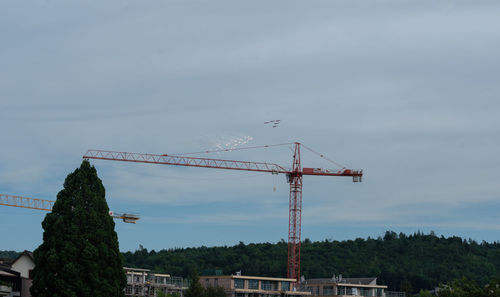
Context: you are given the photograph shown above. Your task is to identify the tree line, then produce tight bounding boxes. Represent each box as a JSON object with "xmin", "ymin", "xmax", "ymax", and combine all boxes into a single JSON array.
[
  {"xmin": 121, "ymin": 231, "xmax": 500, "ymax": 294},
  {"xmin": 3, "ymin": 231, "xmax": 500, "ymax": 294},
  {"xmin": 418, "ymin": 276, "xmax": 500, "ymax": 297}
]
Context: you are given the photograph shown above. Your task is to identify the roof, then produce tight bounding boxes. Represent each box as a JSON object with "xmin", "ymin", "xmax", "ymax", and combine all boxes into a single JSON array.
[
  {"xmin": 302, "ymin": 277, "xmax": 387, "ymax": 288},
  {"xmin": 200, "ymin": 275, "xmax": 297, "ymax": 282},
  {"xmin": 341, "ymin": 277, "xmax": 378, "ymax": 285},
  {"xmin": 123, "ymin": 267, "xmax": 150, "ymax": 272},
  {"xmin": 0, "ymin": 258, "xmax": 14, "ymax": 266},
  {"xmin": 0, "ymin": 270, "xmax": 17, "ymax": 277},
  {"xmin": 0, "ymin": 264, "xmax": 21, "ymax": 278},
  {"xmin": 303, "ymin": 277, "xmax": 382, "ymax": 286},
  {"xmin": 12, "ymin": 250, "xmax": 34, "ymax": 264},
  {"xmin": 151, "ymin": 273, "xmax": 171, "ymax": 277},
  {"xmin": 123, "ymin": 267, "xmax": 171, "ymax": 277}
]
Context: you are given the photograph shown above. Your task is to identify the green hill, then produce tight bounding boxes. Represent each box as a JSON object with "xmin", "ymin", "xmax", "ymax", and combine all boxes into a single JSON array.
[
  {"xmin": 121, "ymin": 231, "xmax": 500, "ymax": 293},
  {"xmin": 3, "ymin": 231, "xmax": 500, "ymax": 293},
  {"xmin": 0, "ymin": 250, "xmax": 19, "ymax": 260}
]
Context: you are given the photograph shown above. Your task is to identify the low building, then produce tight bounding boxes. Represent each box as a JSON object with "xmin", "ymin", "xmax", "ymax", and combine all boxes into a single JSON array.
[
  {"xmin": 0, "ymin": 251, "xmax": 34, "ymax": 297},
  {"xmin": 10, "ymin": 251, "xmax": 34, "ymax": 297},
  {"xmin": 200, "ymin": 274, "xmax": 312, "ymax": 297},
  {"xmin": 124, "ymin": 267, "xmax": 188, "ymax": 297},
  {"xmin": 0, "ymin": 259, "xmax": 14, "ymax": 267},
  {"xmin": 0, "ymin": 264, "xmax": 21, "ymax": 297},
  {"xmin": 302, "ymin": 276, "xmax": 388, "ymax": 297}
]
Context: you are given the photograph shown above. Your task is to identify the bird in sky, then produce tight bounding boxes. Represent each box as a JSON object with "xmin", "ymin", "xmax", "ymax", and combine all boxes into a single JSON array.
[{"xmin": 264, "ymin": 120, "xmax": 281, "ymax": 128}]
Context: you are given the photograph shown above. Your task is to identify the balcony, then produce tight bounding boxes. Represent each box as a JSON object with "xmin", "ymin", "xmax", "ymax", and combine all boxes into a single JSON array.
[{"xmin": 0, "ymin": 284, "xmax": 13, "ymax": 295}]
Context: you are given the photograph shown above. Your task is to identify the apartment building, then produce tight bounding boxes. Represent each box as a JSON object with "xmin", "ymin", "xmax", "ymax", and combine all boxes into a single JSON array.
[
  {"xmin": 200, "ymin": 274, "xmax": 312, "ymax": 297},
  {"xmin": 0, "ymin": 265, "xmax": 21, "ymax": 297},
  {"xmin": 301, "ymin": 277, "xmax": 388, "ymax": 297},
  {"xmin": 124, "ymin": 267, "xmax": 188, "ymax": 297}
]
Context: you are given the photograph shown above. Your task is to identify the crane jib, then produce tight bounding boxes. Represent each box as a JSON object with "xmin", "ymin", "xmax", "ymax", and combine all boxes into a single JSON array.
[{"xmin": 83, "ymin": 150, "xmax": 290, "ymax": 174}]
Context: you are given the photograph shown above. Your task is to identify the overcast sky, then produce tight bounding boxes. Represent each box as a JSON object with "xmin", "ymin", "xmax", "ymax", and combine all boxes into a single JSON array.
[{"xmin": 1, "ymin": 0, "xmax": 500, "ymax": 254}]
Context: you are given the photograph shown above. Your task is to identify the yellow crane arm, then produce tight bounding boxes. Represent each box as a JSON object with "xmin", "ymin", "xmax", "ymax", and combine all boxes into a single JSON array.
[{"xmin": 0, "ymin": 193, "xmax": 139, "ymax": 224}]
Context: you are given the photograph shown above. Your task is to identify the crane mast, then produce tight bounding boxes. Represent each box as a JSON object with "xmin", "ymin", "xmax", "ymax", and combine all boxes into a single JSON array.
[
  {"xmin": 83, "ymin": 142, "xmax": 362, "ymax": 282},
  {"xmin": 288, "ymin": 143, "xmax": 303, "ymax": 282}
]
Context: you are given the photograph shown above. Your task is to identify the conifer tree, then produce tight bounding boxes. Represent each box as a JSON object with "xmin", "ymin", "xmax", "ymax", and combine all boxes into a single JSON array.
[
  {"xmin": 204, "ymin": 286, "xmax": 227, "ymax": 297},
  {"xmin": 31, "ymin": 160, "xmax": 126, "ymax": 297},
  {"xmin": 184, "ymin": 271, "xmax": 205, "ymax": 297}
]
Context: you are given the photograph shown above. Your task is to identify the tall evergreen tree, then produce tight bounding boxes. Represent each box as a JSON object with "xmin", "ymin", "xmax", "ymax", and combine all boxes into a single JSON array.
[
  {"xmin": 184, "ymin": 271, "xmax": 205, "ymax": 297},
  {"xmin": 31, "ymin": 160, "xmax": 126, "ymax": 297},
  {"xmin": 204, "ymin": 286, "xmax": 227, "ymax": 297}
]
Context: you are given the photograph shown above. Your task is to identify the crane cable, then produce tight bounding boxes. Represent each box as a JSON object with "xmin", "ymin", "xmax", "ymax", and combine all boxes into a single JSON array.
[
  {"xmin": 300, "ymin": 143, "xmax": 347, "ymax": 169},
  {"xmin": 168, "ymin": 142, "xmax": 294, "ymax": 156},
  {"xmin": 169, "ymin": 142, "xmax": 347, "ymax": 170}
]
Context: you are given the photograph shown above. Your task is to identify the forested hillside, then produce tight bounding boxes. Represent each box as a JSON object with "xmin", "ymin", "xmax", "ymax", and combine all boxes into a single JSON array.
[
  {"xmin": 3, "ymin": 232, "xmax": 500, "ymax": 293},
  {"xmin": 0, "ymin": 250, "xmax": 19, "ymax": 259},
  {"xmin": 121, "ymin": 231, "xmax": 500, "ymax": 292}
]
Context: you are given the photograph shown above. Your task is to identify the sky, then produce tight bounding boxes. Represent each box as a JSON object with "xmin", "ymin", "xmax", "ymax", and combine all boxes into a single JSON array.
[{"xmin": 1, "ymin": 0, "xmax": 500, "ymax": 254}]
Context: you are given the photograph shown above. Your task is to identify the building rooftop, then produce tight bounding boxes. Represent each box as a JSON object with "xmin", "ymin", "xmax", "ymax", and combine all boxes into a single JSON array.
[
  {"xmin": 304, "ymin": 277, "xmax": 377, "ymax": 285},
  {"xmin": 0, "ymin": 258, "xmax": 14, "ymax": 266},
  {"xmin": 124, "ymin": 267, "xmax": 150, "ymax": 272},
  {"xmin": 303, "ymin": 277, "xmax": 388, "ymax": 289},
  {"xmin": 201, "ymin": 274, "xmax": 298, "ymax": 282},
  {"xmin": 0, "ymin": 264, "xmax": 20, "ymax": 277},
  {"xmin": 12, "ymin": 250, "xmax": 34, "ymax": 264},
  {"xmin": 123, "ymin": 267, "xmax": 171, "ymax": 278}
]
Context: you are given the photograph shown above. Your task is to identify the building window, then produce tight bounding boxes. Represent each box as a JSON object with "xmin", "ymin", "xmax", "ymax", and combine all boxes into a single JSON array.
[
  {"xmin": 262, "ymin": 281, "xmax": 272, "ymax": 291},
  {"xmin": 272, "ymin": 281, "xmax": 279, "ymax": 290},
  {"xmin": 323, "ymin": 286, "xmax": 334, "ymax": 296},
  {"xmin": 346, "ymin": 287, "xmax": 358, "ymax": 295},
  {"xmin": 360, "ymin": 288, "xmax": 373, "ymax": 296},
  {"xmin": 235, "ymin": 279, "xmax": 245, "ymax": 289},
  {"xmin": 214, "ymin": 278, "xmax": 218, "ymax": 286},
  {"xmin": 134, "ymin": 286, "xmax": 141, "ymax": 295},
  {"xmin": 337, "ymin": 286, "xmax": 346, "ymax": 295},
  {"xmin": 125, "ymin": 285, "xmax": 133, "ymax": 294},
  {"xmin": 158, "ymin": 276, "xmax": 165, "ymax": 284},
  {"xmin": 248, "ymin": 279, "xmax": 259, "ymax": 290},
  {"xmin": 311, "ymin": 286, "xmax": 320, "ymax": 295},
  {"xmin": 376, "ymin": 288, "xmax": 384, "ymax": 297},
  {"xmin": 281, "ymin": 281, "xmax": 290, "ymax": 291}
]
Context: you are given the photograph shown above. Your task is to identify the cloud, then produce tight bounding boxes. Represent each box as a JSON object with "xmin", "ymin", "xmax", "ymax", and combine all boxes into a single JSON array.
[{"xmin": 1, "ymin": 0, "xmax": 500, "ymax": 250}]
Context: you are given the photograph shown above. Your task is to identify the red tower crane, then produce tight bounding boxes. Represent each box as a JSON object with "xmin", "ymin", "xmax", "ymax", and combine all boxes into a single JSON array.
[{"xmin": 83, "ymin": 142, "xmax": 362, "ymax": 282}]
